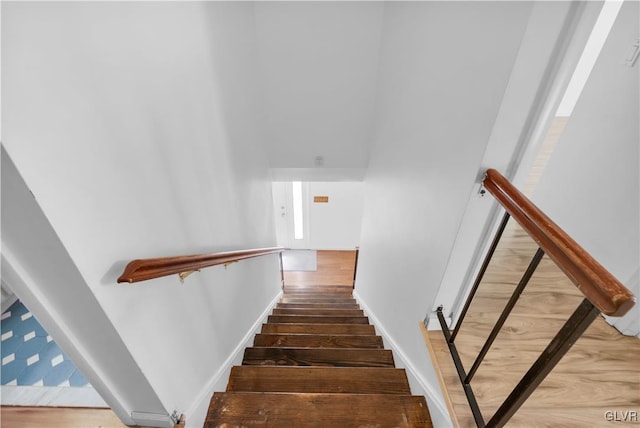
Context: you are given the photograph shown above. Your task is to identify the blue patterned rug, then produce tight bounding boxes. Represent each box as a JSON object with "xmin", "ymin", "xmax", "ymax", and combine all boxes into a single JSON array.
[{"xmin": 1, "ymin": 300, "xmax": 89, "ymax": 387}]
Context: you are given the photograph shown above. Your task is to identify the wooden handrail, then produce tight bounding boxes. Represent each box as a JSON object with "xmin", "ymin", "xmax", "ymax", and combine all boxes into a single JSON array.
[
  {"xmin": 483, "ymin": 169, "xmax": 635, "ymax": 316},
  {"xmin": 117, "ymin": 247, "xmax": 285, "ymax": 284}
]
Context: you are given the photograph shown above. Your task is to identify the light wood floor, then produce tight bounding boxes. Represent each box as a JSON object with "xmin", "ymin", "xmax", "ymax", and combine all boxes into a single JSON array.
[
  {"xmin": 0, "ymin": 406, "xmax": 126, "ymax": 427},
  {"xmin": 427, "ymin": 220, "xmax": 640, "ymax": 427},
  {"xmin": 283, "ymin": 249, "xmax": 356, "ymax": 291},
  {"xmin": 0, "ymin": 406, "xmax": 186, "ymax": 427}
]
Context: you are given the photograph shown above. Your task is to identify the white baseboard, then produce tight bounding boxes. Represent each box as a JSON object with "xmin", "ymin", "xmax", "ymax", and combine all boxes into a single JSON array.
[
  {"xmin": 184, "ymin": 290, "xmax": 283, "ymax": 428},
  {"xmin": 353, "ymin": 291, "xmax": 450, "ymax": 422}
]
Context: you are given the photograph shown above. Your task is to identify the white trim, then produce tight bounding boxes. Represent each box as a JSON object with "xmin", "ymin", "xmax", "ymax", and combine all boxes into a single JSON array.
[
  {"xmin": 1, "ymin": 279, "xmax": 19, "ymax": 313},
  {"xmin": 184, "ymin": 289, "xmax": 283, "ymax": 427},
  {"xmin": 131, "ymin": 411, "xmax": 174, "ymax": 428},
  {"xmin": 353, "ymin": 290, "xmax": 450, "ymax": 423}
]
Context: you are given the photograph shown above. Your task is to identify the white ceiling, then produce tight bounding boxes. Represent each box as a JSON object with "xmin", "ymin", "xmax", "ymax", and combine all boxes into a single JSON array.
[
  {"xmin": 254, "ymin": 2, "xmax": 385, "ymax": 179},
  {"xmin": 252, "ymin": 2, "xmax": 534, "ymax": 181}
]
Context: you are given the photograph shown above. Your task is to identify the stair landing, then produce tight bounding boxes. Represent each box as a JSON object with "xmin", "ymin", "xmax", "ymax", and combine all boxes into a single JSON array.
[{"xmin": 205, "ymin": 285, "xmax": 433, "ymax": 427}]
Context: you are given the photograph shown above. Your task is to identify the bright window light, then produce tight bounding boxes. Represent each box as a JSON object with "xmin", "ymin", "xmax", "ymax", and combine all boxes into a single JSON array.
[
  {"xmin": 556, "ymin": 0, "xmax": 624, "ymax": 116},
  {"xmin": 292, "ymin": 181, "xmax": 304, "ymax": 240}
]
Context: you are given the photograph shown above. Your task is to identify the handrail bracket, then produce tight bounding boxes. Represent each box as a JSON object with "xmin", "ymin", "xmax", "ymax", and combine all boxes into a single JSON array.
[{"xmin": 178, "ymin": 269, "xmax": 200, "ymax": 283}]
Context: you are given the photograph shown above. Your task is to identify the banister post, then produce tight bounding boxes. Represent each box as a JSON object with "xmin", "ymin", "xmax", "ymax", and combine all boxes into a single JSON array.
[{"xmin": 450, "ymin": 211, "xmax": 511, "ymax": 343}]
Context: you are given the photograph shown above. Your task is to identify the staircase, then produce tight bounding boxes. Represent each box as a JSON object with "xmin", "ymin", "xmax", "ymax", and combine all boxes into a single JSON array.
[{"xmin": 205, "ymin": 285, "xmax": 432, "ymax": 427}]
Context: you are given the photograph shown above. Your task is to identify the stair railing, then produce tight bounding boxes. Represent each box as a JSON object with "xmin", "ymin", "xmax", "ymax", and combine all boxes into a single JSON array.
[
  {"xmin": 436, "ymin": 168, "xmax": 635, "ymax": 427},
  {"xmin": 117, "ymin": 247, "xmax": 284, "ymax": 284}
]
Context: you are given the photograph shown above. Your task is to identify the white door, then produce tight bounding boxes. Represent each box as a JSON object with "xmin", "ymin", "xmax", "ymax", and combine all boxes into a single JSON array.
[{"xmin": 271, "ymin": 181, "xmax": 310, "ymax": 249}]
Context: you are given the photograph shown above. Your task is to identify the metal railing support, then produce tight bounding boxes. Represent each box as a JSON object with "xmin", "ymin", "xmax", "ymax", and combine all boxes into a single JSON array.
[{"xmin": 486, "ymin": 298, "xmax": 600, "ymax": 427}]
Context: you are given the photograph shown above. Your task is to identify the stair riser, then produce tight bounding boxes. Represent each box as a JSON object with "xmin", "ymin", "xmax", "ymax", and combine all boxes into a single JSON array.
[
  {"xmin": 267, "ymin": 315, "xmax": 369, "ymax": 324},
  {"xmin": 280, "ymin": 298, "xmax": 357, "ymax": 304},
  {"xmin": 227, "ymin": 366, "xmax": 411, "ymax": 394},
  {"xmin": 283, "ymin": 292, "xmax": 354, "ymax": 298},
  {"xmin": 272, "ymin": 308, "xmax": 364, "ymax": 316},
  {"xmin": 277, "ymin": 303, "xmax": 360, "ymax": 309},
  {"xmin": 253, "ymin": 334, "xmax": 383, "ymax": 348},
  {"xmin": 261, "ymin": 323, "xmax": 375, "ymax": 335},
  {"xmin": 283, "ymin": 286, "xmax": 353, "ymax": 294},
  {"xmin": 242, "ymin": 348, "xmax": 396, "ymax": 367}
]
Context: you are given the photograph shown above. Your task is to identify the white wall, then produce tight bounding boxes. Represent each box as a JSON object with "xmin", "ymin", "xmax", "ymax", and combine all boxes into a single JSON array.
[
  {"xmin": 308, "ymin": 182, "xmax": 364, "ymax": 250},
  {"xmin": 271, "ymin": 181, "xmax": 364, "ymax": 250},
  {"xmin": 355, "ymin": 3, "xmax": 534, "ymax": 425},
  {"xmin": 2, "ymin": 151, "xmax": 166, "ymax": 424},
  {"xmin": 2, "ymin": 3, "xmax": 280, "ymax": 426},
  {"xmin": 430, "ymin": 2, "xmax": 604, "ymax": 323},
  {"xmin": 533, "ymin": 2, "xmax": 639, "ymax": 334}
]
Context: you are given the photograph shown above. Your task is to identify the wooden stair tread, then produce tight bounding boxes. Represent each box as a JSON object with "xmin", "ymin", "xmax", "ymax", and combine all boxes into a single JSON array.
[
  {"xmin": 242, "ymin": 347, "xmax": 395, "ymax": 367},
  {"xmin": 283, "ymin": 285, "xmax": 354, "ymax": 294},
  {"xmin": 280, "ymin": 298, "xmax": 357, "ymax": 304},
  {"xmin": 267, "ymin": 315, "xmax": 369, "ymax": 324},
  {"xmin": 272, "ymin": 308, "xmax": 364, "ymax": 316},
  {"xmin": 206, "ymin": 279, "xmax": 432, "ymax": 426},
  {"xmin": 254, "ymin": 333, "xmax": 383, "ymax": 348},
  {"xmin": 279, "ymin": 300, "xmax": 358, "ymax": 306},
  {"xmin": 277, "ymin": 302, "xmax": 360, "ymax": 309},
  {"xmin": 227, "ymin": 366, "xmax": 411, "ymax": 394},
  {"xmin": 261, "ymin": 323, "xmax": 375, "ymax": 335},
  {"xmin": 206, "ymin": 392, "xmax": 432, "ymax": 427},
  {"xmin": 282, "ymin": 292, "xmax": 353, "ymax": 296},
  {"xmin": 283, "ymin": 291, "xmax": 353, "ymax": 296}
]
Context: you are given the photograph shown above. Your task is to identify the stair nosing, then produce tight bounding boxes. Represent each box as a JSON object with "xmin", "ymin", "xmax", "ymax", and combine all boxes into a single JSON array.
[{"xmin": 256, "ymin": 333, "xmax": 380, "ymax": 337}]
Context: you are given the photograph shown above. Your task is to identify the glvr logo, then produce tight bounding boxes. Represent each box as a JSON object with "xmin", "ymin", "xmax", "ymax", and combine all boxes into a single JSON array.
[{"xmin": 604, "ymin": 410, "xmax": 638, "ymax": 422}]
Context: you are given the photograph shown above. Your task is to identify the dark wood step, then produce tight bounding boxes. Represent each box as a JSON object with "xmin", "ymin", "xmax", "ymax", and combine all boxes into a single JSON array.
[
  {"xmin": 267, "ymin": 315, "xmax": 368, "ymax": 324},
  {"xmin": 206, "ymin": 392, "xmax": 432, "ymax": 427},
  {"xmin": 272, "ymin": 308, "xmax": 364, "ymax": 316},
  {"xmin": 242, "ymin": 347, "xmax": 395, "ymax": 367},
  {"xmin": 280, "ymin": 297, "xmax": 357, "ymax": 304},
  {"xmin": 253, "ymin": 334, "xmax": 383, "ymax": 348},
  {"xmin": 283, "ymin": 291, "xmax": 354, "ymax": 297},
  {"xmin": 283, "ymin": 285, "xmax": 353, "ymax": 294},
  {"xmin": 227, "ymin": 366, "xmax": 411, "ymax": 394},
  {"xmin": 277, "ymin": 302, "xmax": 360, "ymax": 309},
  {"xmin": 261, "ymin": 323, "xmax": 375, "ymax": 335}
]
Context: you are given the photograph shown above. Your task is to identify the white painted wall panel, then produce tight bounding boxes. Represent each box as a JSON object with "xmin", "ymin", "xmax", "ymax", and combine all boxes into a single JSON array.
[
  {"xmin": 355, "ymin": 3, "xmax": 534, "ymax": 425},
  {"xmin": 2, "ymin": 2, "xmax": 279, "ymax": 425},
  {"xmin": 308, "ymin": 182, "xmax": 364, "ymax": 250},
  {"xmin": 432, "ymin": 1, "xmax": 604, "ymax": 323},
  {"xmin": 534, "ymin": 2, "xmax": 640, "ymax": 335}
]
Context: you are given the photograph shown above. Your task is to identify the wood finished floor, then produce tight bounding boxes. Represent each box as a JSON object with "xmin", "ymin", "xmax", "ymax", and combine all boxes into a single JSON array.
[
  {"xmin": 0, "ymin": 406, "xmax": 126, "ymax": 427},
  {"xmin": 428, "ymin": 220, "xmax": 640, "ymax": 427},
  {"xmin": 0, "ymin": 406, "xmax": 186, "ymax": 427},
  {"xmin": 283, "ymin": 249, "xmax": 356, "ymax": 288}
]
